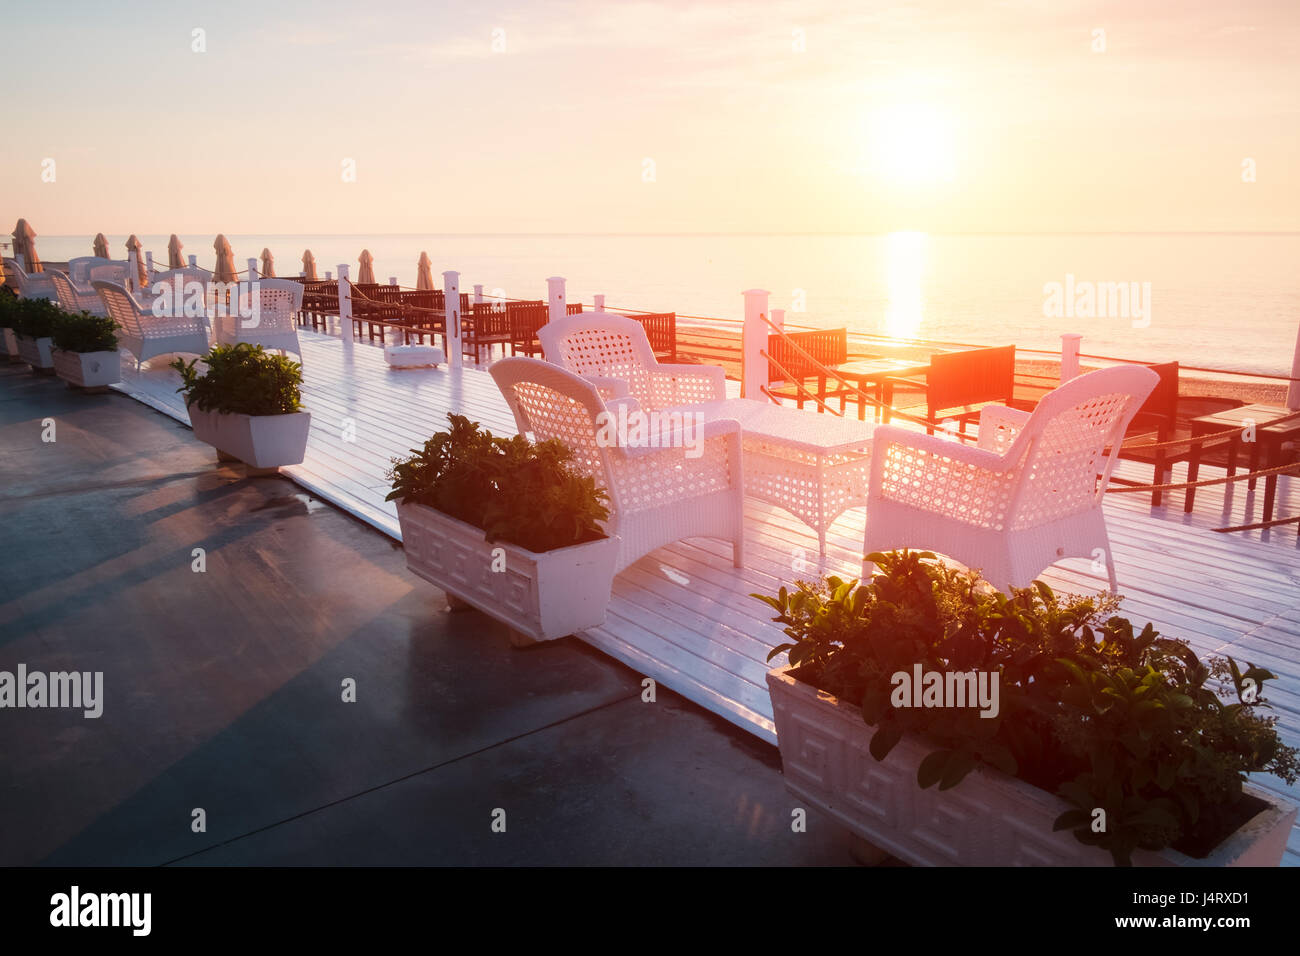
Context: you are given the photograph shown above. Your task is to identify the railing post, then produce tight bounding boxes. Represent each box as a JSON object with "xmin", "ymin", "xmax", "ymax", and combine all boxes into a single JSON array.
[
  {"xmin": 594, "ymin": 294, "xmax": 605, "ymax": 311},
  {"xmin": 325, "ymin": 270, "xmax": 332, "ymax": 281},
  {"xmin": 444, "ymin": 270, "xmax": 462, "ymax": 370},
  {"xmin": 473, "ymin": 283, "xmax": 483, "ymax": 305},
  {"xmin": 337, "ymin": 264, "xmax": 353, "ymax": 357},
  {"xmin": 742, "ymin": 288, "xmax": 770, "ymax": 399},
  {"xmin": 388, "ymin": 275, "xmax": 397, "ymax": 286},
  {"xmin": 547, "ymin": 276, "xmax": 566, "ymax": 323},
  {"xmin": 145, "ymin": 251, "xmax": 154, "ymax": 276},
  {"xmin": 1288, "ymin": 324, "xmax": 1300, "ymax": 411},
  {"xmin": 1060, "ymin": 333, "xmax": 1082, "ymax": 383},
  {"xmin": 188, "ymin": 255, "xmax": 197, "ymax": 268},
  {"xmin": 125, "ymin": 250, "xmax": 138, "ymax": 292},
  {"xmin": 247, "ymin": 257, "xmax": 259, "ymax": 282}
]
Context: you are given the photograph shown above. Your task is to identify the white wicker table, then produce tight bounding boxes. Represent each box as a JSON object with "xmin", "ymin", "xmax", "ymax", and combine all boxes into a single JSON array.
[{"xmin": 676, "ymin": 398, "xmax": 877, "ymax": 557}]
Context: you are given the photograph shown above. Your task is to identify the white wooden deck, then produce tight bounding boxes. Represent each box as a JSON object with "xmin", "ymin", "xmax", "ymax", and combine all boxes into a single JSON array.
[{"xmin": 113, "ymin": 329, "xmax": 1300, "ymax": 864}]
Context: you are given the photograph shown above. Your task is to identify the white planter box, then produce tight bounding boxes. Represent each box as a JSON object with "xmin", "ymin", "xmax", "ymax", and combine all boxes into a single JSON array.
[
  {"xmin": 187, "ymin": 405, "xmax": 312, "ymax": 469},
  {"xmin": 15, "ymin": 335, "xmax": 54, "ymax": 370},
  {"xmin": 396, "ymin": 501, "xmax": 619, "ymax": 642},
  {"xmin": 53, "ymin": 349, "xmax": 121, "ymax": 388},
  {"xmin": 767, "ymin": 666, "xmax": 1296, "ymax": 867},
  {"xmin": 2, "ymin": 328, "xmax": 20, "ymax": 360}
]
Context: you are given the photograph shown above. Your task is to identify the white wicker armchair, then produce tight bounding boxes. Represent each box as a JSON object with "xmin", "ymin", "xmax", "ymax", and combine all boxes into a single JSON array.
[
  {"xmin": 490, "ymin": 356, "xmax": 745, "ymax": 572},
  {"xmin": 2, "ymin": 258, "xmax": 55, "ymax": 300},
  {"xmin": 68, "ymin": 257, "xmax": 128, "ymax": 287},
  {"xmin": 538, "ymin": 311, "xmax": 725, "ymax": 411},
  {"xmin": 92, "ymin": 279, "xmax": 210, "ymax": 368},
  {"xmin": 50, "ymin": 270, "xmax": 109, "ymax": 316},
  {"xmin": 863, "ymin": 364, "xmax": 1159, "ymax": 592},
  {"xmin": 211, "ymin": 278, "xmax": 304, "ymax": 356}
]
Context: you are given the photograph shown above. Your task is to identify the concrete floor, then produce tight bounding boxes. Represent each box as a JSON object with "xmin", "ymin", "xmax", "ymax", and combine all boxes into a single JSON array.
[{"xmin": 0, "ymin": 363, "xmax": 853, "ymax": 866}]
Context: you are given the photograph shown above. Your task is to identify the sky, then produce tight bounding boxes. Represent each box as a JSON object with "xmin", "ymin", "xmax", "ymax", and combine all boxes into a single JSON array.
[{"xmin": 2, "ymin": 0, "xmax": 1298, "ymax": 236}]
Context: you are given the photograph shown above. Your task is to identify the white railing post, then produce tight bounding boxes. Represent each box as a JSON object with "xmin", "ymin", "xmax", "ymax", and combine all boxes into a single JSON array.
[
  {"xmin": 145, "ymin": 251, "xmax": 154, "ymax": 276},
  {"xmin": 1288, "ymin": 323, "xmax": 1300, "ymax": 410},
  {"xmin": 742, "ymin": 289, "xmax": 771, "ymax": 399},
  {"xmin": 325, "ymin": 270, "xmax": 332, "ymax": 281},
  {"xmin": 388, "ymin": 275, "xmax": 397, "ymax": 286},
  {"xmin": 594, "ymin": 294, "xmax": 605, "ymax": 311},
  {"xmin": 126, "ymin": 250, "xmax": 139, "ymax": 293},
  {"xmin": 188, "ymin": 255, "xmax": 197, "ymax": 268},
  {"xmin": 443, "ymin": 270, "xmax": 462, "ymax": 369},
  {"xmin": 247, "ymin": 257, "xmax": 259, "ymax": 282},
  {"xmin": 771, "ymin": 308, "xmax": 786, "ymax": 332},
  {"xmin": 1060, "ymin": 333, "xmax": 1083, "ymax": 383},
  {"xmin": 473, "ymin": 283, "xmax": 483, "ymax": 305},
  {"xmin": 547, "ymin": 276, "xmax": 566, "ymax": 323},
  {"xmin": 337, "ymin": 264, "xmax": 353, "ymax": 356}
]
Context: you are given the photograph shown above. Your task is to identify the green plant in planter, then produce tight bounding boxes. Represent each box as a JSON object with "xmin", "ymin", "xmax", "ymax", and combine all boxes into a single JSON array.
[
  {"xmin": 171, "ymin": 343, "xmax": 303, "ymax": 416},
  {"xmin": 0, "ymin": 289, "xmax": 17, "ymax": 328},
  {"xmin": 51, "ymin": 311, "xmax": 119, "ymax": 353},
  {"xmin": 387, "ymin": 413, "xmax": 610, "ymax": 554},
  {"xmin": 9, "ymin": 297, "xmax": 64, "ymax": 339},
  {"xmin": 755, "ymin": 550, "xmax": 1300, "ymax": 865}
]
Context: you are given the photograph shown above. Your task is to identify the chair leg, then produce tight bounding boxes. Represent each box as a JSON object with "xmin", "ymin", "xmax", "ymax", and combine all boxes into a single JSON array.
[{"xmin": 1106, "ymin": 549, "xmax": 1119, "ymax": 594}]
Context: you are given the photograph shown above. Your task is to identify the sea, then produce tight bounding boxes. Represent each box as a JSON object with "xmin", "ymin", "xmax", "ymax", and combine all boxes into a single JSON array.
[{"xmin": 21, "ymin": 232, "xmax": 1300, "ymax": 378}]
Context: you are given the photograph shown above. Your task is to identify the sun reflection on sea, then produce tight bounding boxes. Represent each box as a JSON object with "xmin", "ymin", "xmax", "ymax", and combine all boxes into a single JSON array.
[{"xmin": 884, "ymin": 231, "xmax": 928, "ymax": 342}]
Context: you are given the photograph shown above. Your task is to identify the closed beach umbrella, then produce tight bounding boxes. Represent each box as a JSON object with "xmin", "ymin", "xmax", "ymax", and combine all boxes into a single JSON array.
[
  {"xmin": 416, "ymin": 251, "xmax": 434, "ymax": 291},
  {"xmin": 213, "ymin": 234, "xmax": 237, "ymax": 283},
  {"xmin": 125, "ymin": 235, "xmax": 147, "ymax": 287},
  {"xmin": 358, "ymin": 249, "xmax": 375, "ymax": 284},
  {"xmin": 167, "ymin": 234, "xmax": 185, "ymax": 269},
  {"xmin": 301, "ymin": 249, "xmax": 318, "ymax": 280},
  {"xmin": 93, "ymin": 233, "xmax": 110, "ymax": 258},
  {"xmin": 260, "ymin": 248, "xmax": 276, "ymax": 278},
  {"xmin": 14, "ymin": 219, "xmax": 40, "ymax": 272}
]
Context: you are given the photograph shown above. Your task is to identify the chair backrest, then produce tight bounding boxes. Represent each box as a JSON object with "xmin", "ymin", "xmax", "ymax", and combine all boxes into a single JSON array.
[
  {"xmin": 1001, "ymin": 364, "xmax": 1159, "ymax": 527},
  {"xmin": 928, "ymin": 345, "xmax": 1015, "ymax": 416},
  {"xmin": 255, "ymin": 278, "xmax": 305, "ymax": 327},
  {"xmin": 91, "ymin": 280, "xmax": 147, "ymax": 336},
  {"xmin": 538, "ymin": 311, "xmax": 660, "ymax": 378},
  {"xmin": 488, "ymin": 356, "xmax": 616, "ymax": 497},
  {"xmin": 634, "ymin": 312, "xmax": 677, "ymax": 360},
  {"xmin": 84, "ymin": 261, "xmax": 130, "ymax": 287},
  {"xmin": 3, "ymin": 258, "xmax": 27, "ymax": 292},
  {"xmin": 68, "ymin": 257, "xmax": 117, "ymax": 285},
  {"xmin": 49, "ymin": 271, "xmax": 80, "ymax": 310},
  {"xmin": 468, "ymin": 301, "xmax": 509, "ymax": 336},
  {"xmin": 766, "ymin": 328, "xmax": 847, "ymax": 380},
  {"xmin": 1129, "ymin": 361, "xmax": 1179, "ymax": 437}
]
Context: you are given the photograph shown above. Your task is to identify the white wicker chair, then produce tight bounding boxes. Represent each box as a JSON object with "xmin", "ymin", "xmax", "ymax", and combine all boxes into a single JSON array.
[
  {"xmin": 92, "ymin": 279, "xmax": 210, "ymax": 368},
  {"xmin": 211, "ymin": 278, "xmax": 303, "ymax": 356},
  {"xmin": 538, "ymin": 311, "xmax": 724, "ymax": 411},
  {"xmin": 68, "ymin": 257, "xmax": 126, "ymax": 286},
  {"xmin": 50, "ymin": 270, "xmax": 109, "ymax": 316},
  {"xmin": 139, "ymin": 266, "xmax": 216, "ymax": 312},
  {"xmin": 490, "ymin": 356, "xmax": 745, "ymax": 573},
  {"xmin": 2, "ymin": 258, "xmax": 55, "ymax": 300},
  {"xmin": 863, "ymin": 364, "xmax": 1159, "ymax": 592}
]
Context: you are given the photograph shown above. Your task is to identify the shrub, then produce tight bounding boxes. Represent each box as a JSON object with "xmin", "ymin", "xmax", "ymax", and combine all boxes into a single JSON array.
[
  {"xmin": 0, "ymin": 288, "xmax": 17, "ymax": 328},
  {"xmin": 755, "ymin": 549, "xmax": 1299, "ymax": 865},
  {"xmin": 172, "ymin": 343, "xmax": 303, "ymax": 416},
  {"xmin": 9, "ymin": 297, "xmax": 64, "ymax": 339},
  {"xmin": 387, "ymin": 413, "xmax": 610, "ymax": 553},
  {"xmin": 51, "ymin": 311, "xmax": 119, "ymax": 353}
]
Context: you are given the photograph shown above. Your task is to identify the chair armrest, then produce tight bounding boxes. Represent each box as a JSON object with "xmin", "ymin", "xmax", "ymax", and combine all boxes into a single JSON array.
[
  {"xmin": 610, "ymin": 417, "xmax": 740, "ymax": 458},
  {"xmin": 977, "ymin": 404, "xmax": 1031, "ymax": 452},
  {"xmin": 583, "ymin": 375, "xmax": 632, "ymax": 402}
]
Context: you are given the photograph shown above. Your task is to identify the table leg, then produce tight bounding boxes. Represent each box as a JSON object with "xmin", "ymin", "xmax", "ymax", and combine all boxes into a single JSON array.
[{"xmin": 1184, "ymin": 437, "xmax": 1202, "ymax": 513}]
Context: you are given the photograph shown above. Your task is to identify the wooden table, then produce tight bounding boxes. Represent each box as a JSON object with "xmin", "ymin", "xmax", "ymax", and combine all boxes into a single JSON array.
[
  {"xmin": 1184, "ymin": 403, "xmax": 1300, "ymax": 522},
  {"xmin": 831, "ymin": 357, "xmax": 935, "ymax": 421}
]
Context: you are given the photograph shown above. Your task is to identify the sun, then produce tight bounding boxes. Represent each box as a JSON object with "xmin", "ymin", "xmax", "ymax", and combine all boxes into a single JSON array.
[{"xmin": 865, "ymin": 104, "xmax": 956, "ymax": 187}]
